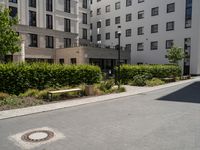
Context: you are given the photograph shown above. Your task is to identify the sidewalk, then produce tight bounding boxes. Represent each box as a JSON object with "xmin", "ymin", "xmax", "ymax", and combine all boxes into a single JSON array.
[{"xmin": 0, "ymin": 77, "xmax": 199, "ymax": 120}]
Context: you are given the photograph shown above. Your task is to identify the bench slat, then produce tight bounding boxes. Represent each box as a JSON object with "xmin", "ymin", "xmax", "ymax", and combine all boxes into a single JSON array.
[{"xmin": 48, "ymin": 88, "xmax": 81, "ymax": 94}]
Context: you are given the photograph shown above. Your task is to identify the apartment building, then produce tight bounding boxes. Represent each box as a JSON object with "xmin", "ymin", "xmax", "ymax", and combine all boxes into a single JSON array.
[
  {"xmin": 0, "ymin": 0, "xmax": 90, "ymax": 62},
  {"xmin": 91, "ymin": 0, "xmax": 200, "ymax": 75}
]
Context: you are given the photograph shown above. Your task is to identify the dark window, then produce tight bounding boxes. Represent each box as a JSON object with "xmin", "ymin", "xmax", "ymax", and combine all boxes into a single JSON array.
[
  {"xmin": 137, "ymin": 43, "xmax": 144, "ymax": 51},
  {"xmin": 29, "ymin": 11, "xmax": 37, "ymax": 26},
  {"xmin": 106, "ymin": 33, "xmax": 110, "ymax": 40},
  {"xmin": 46, "ymin": 36, "xmax": 54, "ymax": 48},
  {"xmin": 46, "ymin": 14, "xmax": 53, "ymax": 29},
  {"xmin": 151, "ymin": 41, "xmax": 158, "ymax": 50},
  {"xmin": 97, "ymin": 34, "xmax": 101, "ymax": 41},
  {"xmin": 59, "ymin": 59, "xmax": 64, "ymax": 64},
  {"xmin": 138, "ymin": 10, "xmax": 144, "ymax": 19},
  {"xmin": 138, "ymin": 0, "xmax": 144, "ymax": 3},
  {"xmin": 152, "ymin": 7, "xmax": 159, "ymax": 16},
  {"xmin": 29, "ymin": 34, "xmax": 38, "ymax": 47},
  {"xmin": 138, "ymin": 27, "xmax": 144, "ymax": 35},
  {"xmin": 83, "ymin": 28, "xmax": 87, "ymax": 39},
  {"xmin": 126, "ymin": 29, "xmax": 131, "ymax": 37},
  {"xmin": 71, "ymin": 58, "xmax": 77, "ymax": 64},
  {"xmin": 115, "ymin": 2, "xmax": 120, "ymax": 10},
  {"xmin": 115, "ymin": 16, "xmax": 120, "ymax": 24},
  {"xmin": 9, "ymin": 6, "xmax": 17, "ymax": 17},
  {"xmin": 105, "ymin": 19, "xmax": 110, "ymax": 26},
  {"xmin": 151, "ymin": 24, "xmax": 158, "ymax": 33},
  {"xmin": 29, "ymin": 0, "xmax": 36, "ymax": 8},
  {"xmin": 64, "ymin": 18, "xmax": 71, "ymax": 32},
  {"xmin": 97, "ymin": 21, "xmax": 101, "ymax": 28},
  {"xmin": 126, "ymin": 0, "xmax": 132, "ymax": 7},
  {"xmin": 9, "ymin": 0, "xmax": 17, "ymax": 3},
  {"xmin": 126, "ymin": 13, "xmax": 132, "ymax": 22},
  {"xmin": 105, "ymin": 5, "xmax": 110, "ymax": 13},
  {"xmin": 185, "ymin": 0, "xmax": 192, "ymax": 28},
  {"xmin": 166, "ymin": 21, "xmax": 174, "ymax": 31},
  {"xmin": 82, "ymin": 13, "xmax": 87, "ymax": 24},
  {"xmin": 64, "ymin": 38, "xmax": 71, "ymax": 48},
  {"xmin": 166, "ymin": 40, "xmax": 174, "ymax": 49},
  {"xmin": 64, "ymin": 0, "xmax": 71, "ymax": 13},
  {"xmin": 83, "ymin": 0, "xmax": 87, "ymax": 9},
  {"xmin": 167, "ymin": 3, "xmax": 175, "ymax": 13},
  {"xmin": 125, "ymin": 44, "xmax": 131, "ymax": 50},
  {"xmin": 46, "ymin": 0, "xmax": 53, "ymax": 11}
]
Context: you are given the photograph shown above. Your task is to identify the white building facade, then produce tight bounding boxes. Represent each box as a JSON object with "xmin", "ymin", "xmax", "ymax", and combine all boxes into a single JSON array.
[
  {"xmin": 0, "ymin": 0, "xmax": 90, "ymax": 62},
  {"xmin": 91, "ymin": 0, "xmax": 200, "ymax": 75}
]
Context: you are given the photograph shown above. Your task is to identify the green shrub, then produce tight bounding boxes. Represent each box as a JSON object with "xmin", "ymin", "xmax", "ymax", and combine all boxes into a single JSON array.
[
  {"xmin": 99, "ymin": 79, "xmax": 115, "ymax": 92},
  {"xmin": 0, "ymin": 92, "xmax": 10, "ymax": 100},
  {"xmin": 120, "ymin": 64, "xmax": 181, "ymax": 84},
  {"xmin": 130, "ymin": 75, "xmax": 147, "ymax": 86},
  {"xmin": 0, "ymin": 63, "xmax": 102, "ymax": 95},
  {"xmin": 146, "ymin": 78, "xmax": 165, "ymax": 87},
  {"xmin": 19, "ymin": 89, "xmax": 39, "ymax": 97}
]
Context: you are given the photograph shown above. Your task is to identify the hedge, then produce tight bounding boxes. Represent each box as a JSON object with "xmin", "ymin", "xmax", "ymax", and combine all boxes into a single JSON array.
[
  {"xmin": 0, "ymin": 63, "xmax": 102, "ymax": 95},
  {"xmin": 119, "ymin": 64, "xmax": 181, "ymax": 84}
]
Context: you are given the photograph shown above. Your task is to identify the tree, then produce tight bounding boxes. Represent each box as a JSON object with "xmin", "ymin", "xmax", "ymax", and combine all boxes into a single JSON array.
[
  {"xmin": 166, "ymin": 46, "xmax": 186, "ymax": 65},
  {"xmin": 0, "ymin": 5, "xmax": 21, "ymax": 62}
]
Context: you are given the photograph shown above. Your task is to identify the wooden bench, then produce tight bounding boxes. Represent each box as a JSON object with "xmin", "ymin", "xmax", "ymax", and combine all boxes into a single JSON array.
[{"xmin": 48, "ymin": 88, "xmax": 82, "ymax": 100}]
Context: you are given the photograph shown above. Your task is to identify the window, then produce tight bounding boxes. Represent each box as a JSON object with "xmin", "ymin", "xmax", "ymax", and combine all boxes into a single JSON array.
[
  {"xmin": 83, "ymin": 28, "xmax": 87, "ymax": 39},
  {"xmin": 125, "ymin": 44, "xmax": 131, "ymax": 50},
  {"xmin": 59, "ymin": 59, "xmax": 64, "ymax": 64},
  {"xmin": 46, "ymin": 14, "xmax": 53, "ymax": 29},
  {"xmin": 152, "ymin": 7, "xmax": 159, "ymax": 16},
  {"xmin": 46, "ymin": 0, "xmax": 53, "ymax": 11},
  {"xmin": 97, "ymin": 0, "xmax": 101, "ymax": 2},
  {"xmin": 137, "ymin": 43, "xmax": 144, "ymax": 51},
  {"xmin": 151, "ymin": 24, "xmax": 158, "ymax": 33},
  {"xmin": 126, "ymin": 0, "xmax": 132, "ymax": 7},
  {"xmin": 105, "ymin": 5, "xmax": 110, "ymax": 13},
  {"xmin": 64, "ymin": 18, "xmax": 71, "ymax": 32},
  {"xmin": 82, "ymin": 13, "xmax": 87, "ymax": 24},
  {"xmin": 166, "ymin": 40, "xmax": 174, "ymax": 49},
  {"xmin": 115, "ymin": 31, "xmax": 119, "ymax": 38},
  {"xmin": 185, "ymin": 0, "xmax": 192, "ymax": 28},
  {"xmin": 115, "ymin": 2, "xmax": 120, "ymax": 10},
  {"xmin": 126, "ymin": 13, "xmax": 132, "ymax": 22},
  {"xmin": 29, "ymin": 0, "xmax": 36, "ymax": 8},
  {"xmin": 83, "ymin": 0, "xmax": 87, "ymax": 9},
  {"xmin": 115, "ymin": 16, "xmax": 120, "ymax": 24},
  {"xmin": 9, "ymin": 0, "xmax": 17, "ymax": 3},
  {"xmin": 90, "ymin": 11, "xmax": 93, "ymax": 17},
  {"xmin": 137, "ymin": 27, "xmax": 144, "ymax": 35},
  {"xmin": 126, "ymin": 29, "xmax": 131, "ymax": 37},
  {"xmin": 9, "ymin": 6, "xmax": 17, "ymax": 17},
  {"xmin": 71, "ymin": 58, "xmax": 77, "ymax": 64},
  {"xmin": 106, "ymin": 33, "xmax": 110, "ymax": 40},
  {"xmin": 97, "ymin": 21, "xmax": 101, "ymax": 28},
  {"xmin": 64, "ymin": 0, "xmax": 71, "ymax": 13},
  {"xmin": 29, "ymin": 11, "xmax": 37, "ymax": 26},
  {"xmin": 29, "ymin": 34, "xmax": 38, "ymax": 47},
  {"xmin": 151, "ymin": 41, "xmax": 158, "ymax": 50},
  {"xmin": 90, "ymin": 23, "xmax": 93, "ymax": 29},
  {"xmin": 166, "ymin": 21, "xmax": 174, "ymax": 31},
  {"xmin": 167, "ymin": 3, "xmax": 175, "ymax": 13},
  {"xmin": 138, "ymin": 0, "xmax": 144, "ymax": 3},
  {"xmin": 97, "ymin": 34, "xmax": 101, "ymax": 41},
  {"xmin": 46, "ymin": 36, "xmax": 54, "ymax": 48},
  {"xmin": 64, "ymin": 38, "xmax": 71, "ymax": 48},
  {"xmin": 97, "ymin": 8, "xmax": 101, "ymax": 15},
  {"xmin": 138, "ymin": 10, "xmax": 144, "ymax": 19},
  {"xmin": 105, "ymin": 19, "xmax": 110, "ymax": 26}
]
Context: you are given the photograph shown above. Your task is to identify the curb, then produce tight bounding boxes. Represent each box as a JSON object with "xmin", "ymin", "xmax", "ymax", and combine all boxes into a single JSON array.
[{"xmin": 0, "ymin": 77, "xmax": 199, "ymax": 120}]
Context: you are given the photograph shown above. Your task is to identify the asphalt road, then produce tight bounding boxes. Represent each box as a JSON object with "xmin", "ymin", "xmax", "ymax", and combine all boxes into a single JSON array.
[{"xmin": 0, "ymin": 81, "xmax": 200, "ymax": 150}]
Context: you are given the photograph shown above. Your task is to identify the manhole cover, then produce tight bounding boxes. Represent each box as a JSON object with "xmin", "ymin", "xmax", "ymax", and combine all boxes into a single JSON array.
[{"xmin": 21, "ymin": 130, "xmax": 54, "ymax": 143}]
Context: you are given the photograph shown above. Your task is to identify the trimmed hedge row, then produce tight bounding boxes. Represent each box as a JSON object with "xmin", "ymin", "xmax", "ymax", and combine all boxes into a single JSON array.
[
  {"xmin": 120, "ymin": 64, "xmax": 181, "ymax": 84},
  {"xmin": 0, "ymin": 63, "xmax": 102, "ymax": 95}
]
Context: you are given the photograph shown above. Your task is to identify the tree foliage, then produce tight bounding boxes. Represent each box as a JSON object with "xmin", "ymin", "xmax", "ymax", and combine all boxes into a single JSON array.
[
  {"xmin": 0, "ymin": 6, "xmax": 21, "ymax": 61},
  {"xmin": 166, "ymin": 46, "xmax": 186, "ymax": 65}
]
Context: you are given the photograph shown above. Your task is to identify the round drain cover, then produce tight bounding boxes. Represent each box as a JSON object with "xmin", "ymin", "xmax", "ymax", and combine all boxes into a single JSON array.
[{"xmin": 21, "ymin": 130, "xmax": 54, "ymax": 143}]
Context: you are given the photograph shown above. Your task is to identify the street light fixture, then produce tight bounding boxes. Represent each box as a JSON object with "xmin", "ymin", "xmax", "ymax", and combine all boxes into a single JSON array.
[{"xmin": 117, "ymin": 25, "xmax": 121, "ymax": 89}]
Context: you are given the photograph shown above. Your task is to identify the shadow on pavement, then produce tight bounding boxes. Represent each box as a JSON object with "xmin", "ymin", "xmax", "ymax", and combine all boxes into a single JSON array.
[{"xmin": 157, "ymin": 82, "xmax": 200, "ymax": 103}]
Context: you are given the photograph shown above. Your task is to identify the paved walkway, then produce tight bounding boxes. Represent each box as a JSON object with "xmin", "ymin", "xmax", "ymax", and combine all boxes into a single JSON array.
[{"xmin": 0, "ymin": 77, "xmax": 199, "ymax": 120}]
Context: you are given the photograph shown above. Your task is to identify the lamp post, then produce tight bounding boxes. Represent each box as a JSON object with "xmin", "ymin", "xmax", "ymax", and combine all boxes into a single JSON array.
[{"xmin": 117, "ymin": 26, "xmax": 121, "ymax": 89}]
